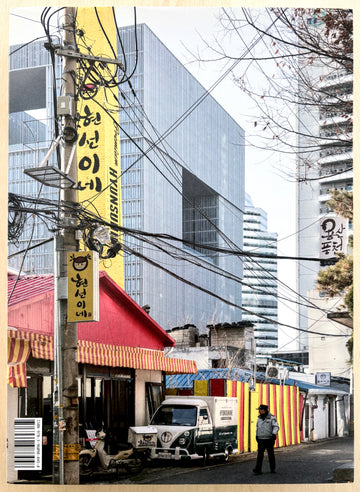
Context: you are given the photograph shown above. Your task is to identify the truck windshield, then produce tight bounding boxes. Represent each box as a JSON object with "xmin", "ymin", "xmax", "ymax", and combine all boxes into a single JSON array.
[{"xmin": 151, "ymin": 405, "xmax": 197, "ymax": 426}]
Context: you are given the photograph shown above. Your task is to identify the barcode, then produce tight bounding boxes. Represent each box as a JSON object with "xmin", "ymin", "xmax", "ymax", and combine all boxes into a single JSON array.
[{"xmin": 14, "ymin": 418, "xmax": 42, "ymax": 470}]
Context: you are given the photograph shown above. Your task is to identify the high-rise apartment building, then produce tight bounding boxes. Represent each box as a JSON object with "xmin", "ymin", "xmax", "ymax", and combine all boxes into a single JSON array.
[
  {"xmin": 296, "ymin": 13, "xmax": 353, "ymax": 349},
  {"xmin": 242, "ymin": 193, "xmax": 278, "ymax": 355},
  {"xmin": 8, "ymin": 22, "xmax": 245, "ymax": 331}
]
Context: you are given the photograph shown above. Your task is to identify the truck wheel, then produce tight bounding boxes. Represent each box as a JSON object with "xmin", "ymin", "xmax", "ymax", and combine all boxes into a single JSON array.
[
  {"xmin": 201, "ymin": 448, "xmax": 208, "ymax": 466},
  {"xmin": 223, "ymin": 448, "xmax": 230, "ymax": 462}
]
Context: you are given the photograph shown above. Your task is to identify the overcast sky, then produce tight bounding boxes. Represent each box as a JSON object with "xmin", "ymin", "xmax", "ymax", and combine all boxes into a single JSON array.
[{"xmin": 8, "ymin": 5, "xmax": 300, "ymax": 348}]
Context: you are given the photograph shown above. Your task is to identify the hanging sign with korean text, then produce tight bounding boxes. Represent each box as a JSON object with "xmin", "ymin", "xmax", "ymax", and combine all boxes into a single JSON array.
[
  {"xmin": 319, "ymin": 215, "xmax": 348, "ymax": 259},
  {"xmin": 67, "ymin": 251, "xmax": 99, "ymax": 322},
  {"xmin": 76, "ymin": 7, "xmax": 124, "ymax": 288}
]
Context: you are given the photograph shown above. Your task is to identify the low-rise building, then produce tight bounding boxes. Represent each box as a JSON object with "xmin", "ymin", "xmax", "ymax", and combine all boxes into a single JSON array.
[
  {"xmin": 7, "ymin": 271, "xmax": 196, "ymax": 482},
  {"xmin": 166, "ymin": 322, "xmax": 255, "ymax": 371}
]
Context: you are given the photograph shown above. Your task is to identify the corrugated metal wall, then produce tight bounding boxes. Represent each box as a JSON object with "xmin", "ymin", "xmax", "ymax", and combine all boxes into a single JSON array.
[{"xmin": 193, "ymin": 379, "xmax": 301, "ymax": 452}]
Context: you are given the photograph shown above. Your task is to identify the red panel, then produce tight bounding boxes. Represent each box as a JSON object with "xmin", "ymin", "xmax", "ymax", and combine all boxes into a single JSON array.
[
  {"xmin": 232, "ymin": 381, "xmax": 237, "ymax": 396},
  {"xmin": 178, "ymin": 389, "xmax": 193, "ymax": 396},
  {"xmin": 78, "ymin": 288, "xmax": 165, "ymax": 349},
  {"xmin": 294, "ymin": 388, "xmax": 298, "ymax": 444},
  {"xmin": 209, "ymin": 379, "xmax": 225, "ymax": 396},
  {"xmin": 239, "ymin": 382, "xmax": 244, "ymax": 453},
  {"xmin": 8, "ymin": 292, "xmax": 54, "ymax": 335},
  {"xmin": 7, "ymin": 272, "xmax": 175, "ymax": 351}
]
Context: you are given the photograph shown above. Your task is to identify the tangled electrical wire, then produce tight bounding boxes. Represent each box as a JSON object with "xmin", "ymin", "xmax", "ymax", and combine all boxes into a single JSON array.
[
  {"xmin": 7, "ymin": 191, "xmax": 351, "ymax": 338},
  {"xmin": 8, "ymin": 194, "xmax": 27, "ymax": 243},
  {"xmin": 8, "ymin": 192, "xmax": 71, "ymax": 235},
  {"xmin": 75, "ymin": 7, "xmax": 138, "ymax": 97}
]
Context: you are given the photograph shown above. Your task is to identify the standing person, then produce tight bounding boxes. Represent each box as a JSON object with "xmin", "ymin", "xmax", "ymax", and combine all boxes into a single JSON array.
[{"xmin": 253, "ymin": 404, "xmax": 279, "ymax": 475}]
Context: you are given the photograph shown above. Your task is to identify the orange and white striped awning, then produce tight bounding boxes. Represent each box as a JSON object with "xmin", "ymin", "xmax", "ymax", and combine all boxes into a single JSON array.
[
  {"xmin": 7, "ymin": 333, "xmax": 32, "ymax": 388},
  {"xmin": 7, "ymin": 329, "xmax": 197, "ymax": 387},
  {"xmin": 78, "ymin": 340, "xmax": 197, "ymax": 374},
  {"xmin": 8, "ymin": 337, "xmax": 31, "ymax": 366}
]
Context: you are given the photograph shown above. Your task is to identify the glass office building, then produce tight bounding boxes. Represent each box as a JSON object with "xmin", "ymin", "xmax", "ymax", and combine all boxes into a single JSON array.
[
  {"xmin": 8, "ymin": 23, "xmax": 245, "ymax": 331},
  {"xmin": 242, "ymin": 194, "xmax": 278, "ymax": 355}
]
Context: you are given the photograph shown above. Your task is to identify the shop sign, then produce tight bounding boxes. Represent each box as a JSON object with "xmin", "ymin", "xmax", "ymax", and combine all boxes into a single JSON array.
[
  {"xmin": 67, "ymin": 251, "xmax": 99, "ymax": 322},
  {"xmin": 320, "ymin": 215, "xmax": 348, "ymax": 259},
  {"xmin": 76, "ymin": 7, "xmax": 124, "ymax": 289},
  {"xmin": 315, "ymin": 372, "xmax": 331, "ymax": 386}
]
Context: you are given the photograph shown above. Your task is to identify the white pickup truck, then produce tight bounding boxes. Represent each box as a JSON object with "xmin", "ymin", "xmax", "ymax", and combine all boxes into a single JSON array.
[{"xmin": 148, "ymin": 395, "xmax": 238, "ymax": 463}]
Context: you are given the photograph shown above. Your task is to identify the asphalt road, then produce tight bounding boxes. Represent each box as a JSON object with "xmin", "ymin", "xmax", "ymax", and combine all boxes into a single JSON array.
[{"xmin": 88, "ymin": 436, "xmax": 353, "ymax": 485}]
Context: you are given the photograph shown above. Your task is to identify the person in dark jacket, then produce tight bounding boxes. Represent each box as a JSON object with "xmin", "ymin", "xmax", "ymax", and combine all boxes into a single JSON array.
[{"xmin": 253, "ymin": 404, "xmax": 279, "ymax": 475}]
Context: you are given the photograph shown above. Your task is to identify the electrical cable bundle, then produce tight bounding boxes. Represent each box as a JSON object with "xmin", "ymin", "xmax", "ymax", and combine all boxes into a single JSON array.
[{"xmin": 8, "ymin": 193, "xmax": 26, "ymax": 243}]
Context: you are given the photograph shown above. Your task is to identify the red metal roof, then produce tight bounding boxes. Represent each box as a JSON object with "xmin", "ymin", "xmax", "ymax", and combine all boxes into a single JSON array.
[
  {"xmin": 8, "ymin": 272, "xmax": 176, "ymax": 350},
  {"xmin": 8, "ymin": 274, "xmax": 54, "ymax": 306}
]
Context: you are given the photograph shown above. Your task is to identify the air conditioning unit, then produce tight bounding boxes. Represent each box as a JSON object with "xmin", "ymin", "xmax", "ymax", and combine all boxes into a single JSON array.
[
  {"xmin": 266, "ymin": 365, "xmax": 279, "ymax": 378},
  {"xmin": 265, "ymin": 365, "xmax": 289, "ymax": 380}
]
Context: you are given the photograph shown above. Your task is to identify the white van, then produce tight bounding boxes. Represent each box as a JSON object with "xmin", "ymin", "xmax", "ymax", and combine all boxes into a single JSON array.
[{"xmin": 148, "ymin": 396, "xmax": 238, "ymax": 463}]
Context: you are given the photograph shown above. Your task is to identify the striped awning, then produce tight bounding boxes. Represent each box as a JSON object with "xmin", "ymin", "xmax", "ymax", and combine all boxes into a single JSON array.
[
  {"xmin": 7, "ymin": 329, "xmax": 197, "ymax": 387},
  {"xmin": 8, "ymin": 329, "xmax": 54, "ymax": 359},
  {"xmin": 8, "ymin": 365, "xmax": 28, "ymax": 388},
  {"xmin": 79, "ymin": 340, "xmax": 197, "ymax": 374},
  {"xmin": 7, "ymin": 333, "xmax": 32, "ymax": 388},
  {"xmin": 8, "ymin": 337, "xmax": 31, "ymax": 365}
]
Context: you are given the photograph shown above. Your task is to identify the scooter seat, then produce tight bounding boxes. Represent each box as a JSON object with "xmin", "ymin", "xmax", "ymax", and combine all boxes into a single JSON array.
[{"xmin": 112, "ymin": 448, "xmax": 134, "ymax": 460}]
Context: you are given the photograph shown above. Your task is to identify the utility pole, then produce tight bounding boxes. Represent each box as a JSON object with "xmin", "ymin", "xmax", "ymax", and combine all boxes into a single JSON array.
[{"xmin": 53, "ymin": 7, "xmax": 79, "ymax": 485}]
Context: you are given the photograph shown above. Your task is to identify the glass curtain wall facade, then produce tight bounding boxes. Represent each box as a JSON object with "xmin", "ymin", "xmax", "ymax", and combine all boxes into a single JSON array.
[
  {"xmin": 119, "ymin": 24, "xmax": 245, "ymax": 330},
  {"xmin": 242, "ymin": 194, "xmax": 278, "ymax": 355},
  {"xmin": 8, "ymin": 44, "xmax": 58, "ymax": 274},
  {"xmin": 8, "ymin": 23, "xmax": 245, "ymax": 331}
]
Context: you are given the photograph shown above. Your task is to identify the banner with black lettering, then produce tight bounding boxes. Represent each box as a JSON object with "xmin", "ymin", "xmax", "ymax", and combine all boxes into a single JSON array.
[{"xmin": 76, "ymin": 7, "xmax": 124, "ymax": 288}]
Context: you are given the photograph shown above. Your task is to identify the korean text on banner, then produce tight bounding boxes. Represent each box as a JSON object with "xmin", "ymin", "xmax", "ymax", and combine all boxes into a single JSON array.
[
  {"xmin": 76, "ymin": 7, "xmax": 124, "ymax": 288},
  {"xmin": 320, "ymin": 215, "xmax": 348, "ymax": 259},
  {"xmin": 67, "ymin": 251, "xmax": 99, "ymax": 322}
]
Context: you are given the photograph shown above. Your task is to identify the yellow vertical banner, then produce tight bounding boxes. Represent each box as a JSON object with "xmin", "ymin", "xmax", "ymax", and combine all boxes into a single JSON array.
[
  {"xmin": 290, "ymin": 386, "xmax": 295, "ymax": 445},
  {"xmin": 76, "ymin": 7, "xmax": 124, "ymax": 288},
  {"xmin": 296, "ymin": 387, "xmax": 301, "ymax": 444},
  {"xmin": 226, "ymin": 380, "xmax": 233, "ymax": 397},
  {"xmin": 193, "ymin": 380, "xmax": 208, "ymax": 396},
  {"xmin": 243, "ymin": 382, "xmax": 250, "ymax": 452},
  {"xmin": 67, "ymin": 251, "xmax": 99, "ymax": 322},
  {"xmin": 236, "ymin": 382, "xmax": 241, "ymax": 452},
  {"xmin": 249, "ymin": 383, "xmax": 260, "ymax": 452}
]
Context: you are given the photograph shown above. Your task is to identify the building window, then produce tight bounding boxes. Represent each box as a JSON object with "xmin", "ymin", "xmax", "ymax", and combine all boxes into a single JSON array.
[
  {"xmin": 182, "ymin": 169, "xmax": 219, "ymax": 262},
  {"xmin": 145, "ymin": 382, "xmax": 164, "ymax": 423}
]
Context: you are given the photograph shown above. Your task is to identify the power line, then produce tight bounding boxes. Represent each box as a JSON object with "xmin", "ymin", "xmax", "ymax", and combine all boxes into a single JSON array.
[
  {"xmin": 8, "ymin": 11, "xmax": 351, "ymax": 337},
  {"xmin": 120, "ymin": 241, "xmax": 350, "ymax": 338},
  {"xmin": 69, "ymin": 15, "xmax": 318, "ymax": 314},
  {"xmin": 8, "ymin": 193, "xmax": 351, "ymax": 330}
]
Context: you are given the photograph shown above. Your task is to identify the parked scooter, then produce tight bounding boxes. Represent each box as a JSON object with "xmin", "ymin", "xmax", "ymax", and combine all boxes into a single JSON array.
[{"xmin": 79, "ymin": 429, "xmax": 151, "ymax": 476}]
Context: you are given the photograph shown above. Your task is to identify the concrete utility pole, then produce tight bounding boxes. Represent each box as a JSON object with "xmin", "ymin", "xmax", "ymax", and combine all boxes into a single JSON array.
[{"xmin": 53, "ymin": 7, "xmax": 79, "ymax": 485}]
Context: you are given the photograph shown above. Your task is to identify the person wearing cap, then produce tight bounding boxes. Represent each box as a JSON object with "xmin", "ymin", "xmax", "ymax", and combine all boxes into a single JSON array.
[{"xmin": 253, "ymin": 404, "xmax": 279, "ymax": 475}]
